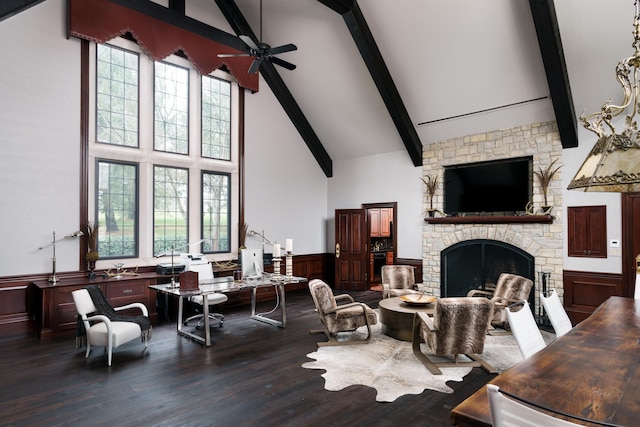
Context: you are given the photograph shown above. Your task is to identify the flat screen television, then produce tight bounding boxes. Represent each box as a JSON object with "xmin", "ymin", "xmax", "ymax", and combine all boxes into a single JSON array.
[{"xmin": 443, "ymin": 156, "xmax": 533, "ymax": 215}]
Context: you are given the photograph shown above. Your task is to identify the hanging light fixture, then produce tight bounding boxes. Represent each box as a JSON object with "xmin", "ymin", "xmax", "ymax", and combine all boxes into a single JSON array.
[{"xmin": 568, "ymin": 1, "xmax": 640, "ymax": 192}]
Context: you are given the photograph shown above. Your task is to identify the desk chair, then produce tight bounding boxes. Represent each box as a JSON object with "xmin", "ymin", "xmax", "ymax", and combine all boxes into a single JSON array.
[{"xmin": 183, "ymin": 262, "xmax": 227, "ymax": 329}]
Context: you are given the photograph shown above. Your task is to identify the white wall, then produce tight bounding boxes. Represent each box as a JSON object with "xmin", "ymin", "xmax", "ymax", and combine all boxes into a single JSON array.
[
  {"xmin": 0, "ymin": 0, "xmax": 82, "ymax": 277},
  {"xmin": 327, "ymin": 151, "xmax": 423, "ymax": 259},
  {"xmin": 243, "ymin": 76, "xmax": 328, "ymax": 255}
]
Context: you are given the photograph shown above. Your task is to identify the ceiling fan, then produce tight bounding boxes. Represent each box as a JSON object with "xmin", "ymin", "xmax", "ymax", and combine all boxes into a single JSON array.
[{"xmin": 218, "ymin": 0, "xmax": 297, "ymax": 74}]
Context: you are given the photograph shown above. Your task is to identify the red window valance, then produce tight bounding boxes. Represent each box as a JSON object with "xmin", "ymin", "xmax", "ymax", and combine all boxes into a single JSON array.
[{"xmin": 68, "ymin": 0, "xmax": 259, "ymax": 92}]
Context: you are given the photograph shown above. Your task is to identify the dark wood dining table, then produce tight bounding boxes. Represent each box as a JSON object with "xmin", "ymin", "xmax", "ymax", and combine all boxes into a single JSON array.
[{"xmin": 450, "ymin": 296, "xmax": 640, "ymax": 426}]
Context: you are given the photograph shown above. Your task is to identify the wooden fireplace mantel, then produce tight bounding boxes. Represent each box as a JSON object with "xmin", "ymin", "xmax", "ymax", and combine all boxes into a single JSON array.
[{"xmin": 424, "ymin": 214, "xmax": 554, "ymax": 225}]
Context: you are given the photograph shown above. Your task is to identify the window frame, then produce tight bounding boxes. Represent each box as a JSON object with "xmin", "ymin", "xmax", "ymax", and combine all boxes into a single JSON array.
[{"xmin": 86, "ymin": 37, "xmax": 241, "ymax": 268}]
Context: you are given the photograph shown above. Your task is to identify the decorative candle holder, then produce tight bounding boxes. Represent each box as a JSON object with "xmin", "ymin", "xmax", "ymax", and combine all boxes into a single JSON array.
[
  {"xmin": 286, "ymin": 252, "xmax": 293, "ymax": 278},
  {"xmin": 272, "ymin": 257, "xmax": 282, "ymax": 282}
]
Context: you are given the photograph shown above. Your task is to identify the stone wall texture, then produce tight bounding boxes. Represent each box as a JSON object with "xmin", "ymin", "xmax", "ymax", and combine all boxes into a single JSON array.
[{"xmin": 422, "ymin": 121, "xmax": 564, "ymax": 315}]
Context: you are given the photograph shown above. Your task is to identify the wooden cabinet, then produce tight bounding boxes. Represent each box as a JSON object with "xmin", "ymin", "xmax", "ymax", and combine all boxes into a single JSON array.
[
  {"xmin": 0, "ymin": 281, "xmax": 33, "ymax": 337},
  {"xmin": 369, "ymin": 208, "xmax": 392, "ymax": 237},
  {"xmin": 568, "ymin": 205, "xmax": 607, "ymax": 258},
  {"xmin": 386, "ymin": 251, "xmax": 394, "ymax": 265},
  {"xmin": 33, "ymin": 273, "xmax": 159, "ymax": 339}
]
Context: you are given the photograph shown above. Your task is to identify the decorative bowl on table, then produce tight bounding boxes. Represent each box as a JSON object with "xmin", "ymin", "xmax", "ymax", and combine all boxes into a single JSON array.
[{"xmin": 399, "ymin": 294, "xmax": 436, "ymax": 305}]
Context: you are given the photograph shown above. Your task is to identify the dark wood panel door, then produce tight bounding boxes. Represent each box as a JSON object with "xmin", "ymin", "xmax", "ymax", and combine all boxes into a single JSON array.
[
  {"xmin": 335, "ymin": 209, "xmax": 368, "ymax": 290},
  {"xmin": 622, "ymin": 192, "xmax": 640, "ymax": 297}
]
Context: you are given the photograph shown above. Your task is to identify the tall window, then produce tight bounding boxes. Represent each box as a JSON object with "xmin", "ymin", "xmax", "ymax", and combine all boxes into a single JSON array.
[
  {"xmin": 154, "ymin": 62, "xmax": 189, "ymax": 154},
  {"xmin": 89, "ymin": 38, "xmax": 239, "ymax": 263},
  {"xmin": 202, "ymin": 75, "xmax": 231, "ymax": 160},
  {"xmin": 202, "ymin": 171, "xmax": 230, "ymax": 252},
  {"xmin": 96, "ymin": 160, "xmax": 138, "ymax": 257},
  {"xmin": 96, "ymin": 44, "xmax": 139, "ymax": 147},
  {"xmin": 153, "ymin": 165, "xmax": 188, "ymax": 255}
]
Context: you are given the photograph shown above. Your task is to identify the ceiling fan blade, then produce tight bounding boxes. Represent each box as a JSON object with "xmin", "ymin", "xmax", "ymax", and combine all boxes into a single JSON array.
[
  {"xmin": 269, "ymin": 56, "xmax": 297, "ymax": 71},
  {"xmin": 240, "ymin": 35, "xmax": 259, "ymax": 51},
  {"xmin": 268, "ymin": 43, "xmax": 297, "ymax": 56},
  {"xmin": 217, "ymin": 53, "xmax": 251, "ymax": 58},
  {"xmin": 248, "ymin": 58, "xmax": 263, "ymax": 74}
]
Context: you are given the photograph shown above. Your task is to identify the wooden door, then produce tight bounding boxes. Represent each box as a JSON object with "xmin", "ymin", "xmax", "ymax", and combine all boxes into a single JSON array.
[
  {"xmin": 335, "ymin": 209, "xmax": 369, "ymax": 290},
  {"xmin": 622, "ymin": 193, "xmax": 640, "ymax": 297}
]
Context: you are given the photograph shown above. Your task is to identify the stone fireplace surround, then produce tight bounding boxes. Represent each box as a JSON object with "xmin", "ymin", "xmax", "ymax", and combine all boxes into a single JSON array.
[{"xmin": 422, "ymin": 121, "xmax": 564, "ymax": 316}]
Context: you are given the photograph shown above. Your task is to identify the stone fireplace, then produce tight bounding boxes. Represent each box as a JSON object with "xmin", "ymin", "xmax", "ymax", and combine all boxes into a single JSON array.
[{"xmin": 422, "ymin": 121, "xmax": 564, "ymax": 316}]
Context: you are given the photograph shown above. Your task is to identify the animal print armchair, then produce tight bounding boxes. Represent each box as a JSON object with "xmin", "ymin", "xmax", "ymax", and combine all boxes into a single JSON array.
[{"xmin": 308, "ymin": 279, "xmax": 377, "ymax": 346}]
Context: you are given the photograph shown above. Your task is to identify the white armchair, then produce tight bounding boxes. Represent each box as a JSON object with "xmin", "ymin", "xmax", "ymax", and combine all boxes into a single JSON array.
[{"xmin": 72, "ymin": 287, "xmax": 150, "ymax": 366}]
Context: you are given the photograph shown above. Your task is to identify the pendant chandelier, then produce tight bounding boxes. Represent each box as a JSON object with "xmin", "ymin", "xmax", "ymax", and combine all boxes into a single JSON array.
[{"xmin": 568, "ymin": 1, "xmax": 640, "ymax": 192}]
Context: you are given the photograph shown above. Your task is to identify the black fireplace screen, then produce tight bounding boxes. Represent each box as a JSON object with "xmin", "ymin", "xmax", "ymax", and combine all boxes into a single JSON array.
[{"xmin": 441, "ymin": 239, "xmax": 535, "ymax": 308}]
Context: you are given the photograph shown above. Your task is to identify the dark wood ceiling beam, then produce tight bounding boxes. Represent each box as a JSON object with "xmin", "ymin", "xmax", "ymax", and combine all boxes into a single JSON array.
[
  {"xmin": 318, "ymin": 0, "xmax": 423, "ymax": 167},
  {"xmin": 0, "ymin": 0, "xmax": 45, "ymax": 22},
  {"xmin": 215, "ymin": 0, "xmax": 333, "ymax": 177},
  {"xmin": 529, "ymin": 0, "xmax": 578, "ymax": 148},
  {"xmin": 105, "ymin": 0, "xmax": 245, "ymax": 51},
  {"xmin": 168, "ymin": 0, "xmax": 185, "ymax": 15}
]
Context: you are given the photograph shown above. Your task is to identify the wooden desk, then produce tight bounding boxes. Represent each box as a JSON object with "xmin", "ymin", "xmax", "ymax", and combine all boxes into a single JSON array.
[
  {"xmin": 33, "ymin": 273, "xmax": 161, "ymax": 339},
  {"xmin": 451, "ymin": 296, "xmax": 640, "ymax": 426}
]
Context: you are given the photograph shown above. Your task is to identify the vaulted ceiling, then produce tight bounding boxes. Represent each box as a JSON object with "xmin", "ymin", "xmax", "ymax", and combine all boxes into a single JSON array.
[{"xmin": 2, "ymin": 0, "xmax": 635, "ymax": 178}]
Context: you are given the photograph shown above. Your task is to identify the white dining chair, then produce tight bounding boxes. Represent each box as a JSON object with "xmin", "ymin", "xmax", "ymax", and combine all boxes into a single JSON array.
[
  {"xmin": 505, "ymin": 301, "xmax": 546, "ymax": 359},
  {"xmin": 487, "ymin": 384, "xmax": 583, "ymax": 426},
  {"xmin": 541, "ymin": 289, "xmax": 572, "ymax": 337}
]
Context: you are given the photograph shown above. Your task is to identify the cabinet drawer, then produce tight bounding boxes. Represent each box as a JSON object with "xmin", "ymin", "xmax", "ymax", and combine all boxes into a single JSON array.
[{"xmin": 106, "ymin": 280, "xmax": 149, "ymax": 298}]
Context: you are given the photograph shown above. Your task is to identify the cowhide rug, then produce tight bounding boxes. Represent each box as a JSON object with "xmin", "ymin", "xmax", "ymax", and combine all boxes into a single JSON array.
[{"xmin": 302, "ymin": 322, "xmax": 555, "ymax": 402}]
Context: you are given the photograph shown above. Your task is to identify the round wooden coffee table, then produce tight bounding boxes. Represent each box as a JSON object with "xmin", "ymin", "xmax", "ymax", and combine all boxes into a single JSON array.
[{"xmin": 378, "ymin": 296, "xmax": 436, "ymax": 341}]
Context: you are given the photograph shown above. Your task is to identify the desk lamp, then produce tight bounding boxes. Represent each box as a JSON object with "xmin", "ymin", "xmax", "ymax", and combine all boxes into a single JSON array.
[{"xmin": 38, "ymin": 230, "xmax": 84, "ymax": 285}]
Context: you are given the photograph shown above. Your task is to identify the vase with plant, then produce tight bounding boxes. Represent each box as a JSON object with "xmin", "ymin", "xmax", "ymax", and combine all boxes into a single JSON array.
[
  {"xmin": 421, "ymin": 175, "xmax": 438, "ymax": 217},
  {"xmin": 85, "ymin": 222, "xmax": 99, "ymax": 278},
  {"xmin": 239, "ymin": 222, "xmax": 248, "ymax": 249},
  {"xmin": 534, "ymin": 159, "xmax": 562, "ymax": 215}
]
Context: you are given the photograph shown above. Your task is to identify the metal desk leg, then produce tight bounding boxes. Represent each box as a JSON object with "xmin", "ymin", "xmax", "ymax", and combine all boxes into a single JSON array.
[
  {"xmin": 176, "ymin": 295, "xmax": 210, "ymax": 347},
  {"xmin": 203, "ymin": 296, "xmax": 211, "ymax": 346},
  {"xmin": 250, "ymin": 284, "xmax": 287, "ymax": 328}
]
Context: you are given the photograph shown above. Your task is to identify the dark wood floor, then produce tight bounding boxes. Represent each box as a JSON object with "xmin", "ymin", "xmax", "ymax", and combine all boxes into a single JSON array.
[{"xmin": 0, "ymin": 289, "xmax": 495, "ymax": 427}]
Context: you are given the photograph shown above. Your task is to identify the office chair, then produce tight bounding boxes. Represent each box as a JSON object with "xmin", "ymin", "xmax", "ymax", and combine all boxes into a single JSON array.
[{"xmin": 183, "ymin": 261, "xmax": 228, "ymax": 329}]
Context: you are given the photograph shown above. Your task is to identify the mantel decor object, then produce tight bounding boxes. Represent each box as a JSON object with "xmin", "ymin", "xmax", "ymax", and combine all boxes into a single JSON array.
[
  {"xmin": 534, "ymin": 159, "xmax": 562, "ymax": 214},
  {"xmin": 569, "ymin": 0, "xmax": 640, "ymax": 192},
  {"xmin": 421, "ymin": 175, "xmax": 438, "ymax": 217}
]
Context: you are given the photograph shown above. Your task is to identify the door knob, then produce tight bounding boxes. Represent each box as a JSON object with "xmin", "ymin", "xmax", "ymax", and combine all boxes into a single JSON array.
[{"xmin": 335, "ymin": 243, "xmax": 340, "ymax": 258}]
